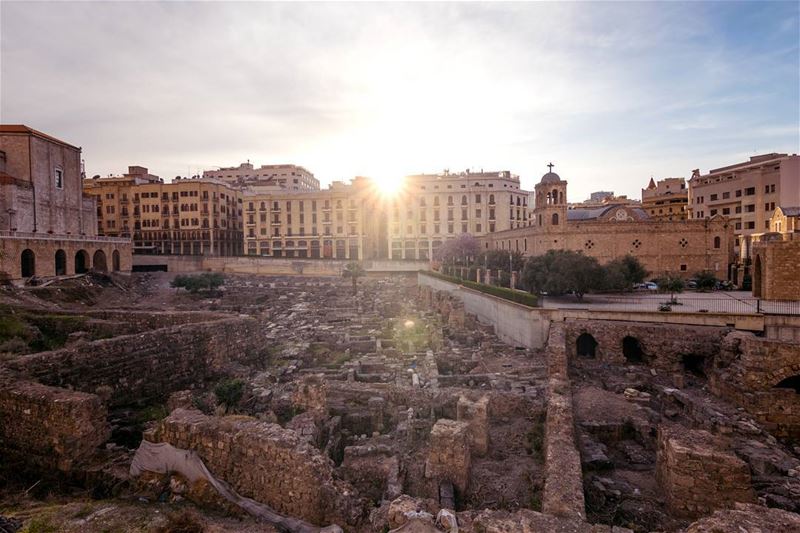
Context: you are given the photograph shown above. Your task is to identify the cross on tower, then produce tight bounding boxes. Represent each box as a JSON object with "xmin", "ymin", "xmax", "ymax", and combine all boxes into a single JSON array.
[{"xmin": 547, "ymin": 162, "xmax": 554, "ymax": 172}]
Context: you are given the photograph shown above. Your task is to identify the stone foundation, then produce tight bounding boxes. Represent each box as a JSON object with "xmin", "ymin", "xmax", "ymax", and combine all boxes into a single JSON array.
[
  {"xmin": 146, "ymin": 408, "xmax": 366, "ymax": 528},
  {"xmin": 424, "ymin": 419, "xmax": 471, "ymax": 496},
  {"xmin": 656, "ymin": 425, "xmax": 756, "ymax": 518},
  {"xmin": 456, "ymin": 395, "xmax": 489, "ymax": 456}
]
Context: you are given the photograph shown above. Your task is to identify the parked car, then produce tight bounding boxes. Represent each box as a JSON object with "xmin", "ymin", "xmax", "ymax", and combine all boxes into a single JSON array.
[
  {"xmin": 635, "ymin": 282, "xmax": 658, "ymax": 291},
  {"xmin": 687, "ymin": 279, "xmax": 698, "ymax": 289}
]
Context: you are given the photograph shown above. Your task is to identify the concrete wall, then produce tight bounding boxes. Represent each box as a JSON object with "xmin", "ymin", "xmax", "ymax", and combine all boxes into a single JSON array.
[
  {"xmin": 133, "ymin": 254, "xmax": 428, "ymax": 275},
  {"xmin": 418, "ymin": 272, "xmax": 764, "ymax": 350}
]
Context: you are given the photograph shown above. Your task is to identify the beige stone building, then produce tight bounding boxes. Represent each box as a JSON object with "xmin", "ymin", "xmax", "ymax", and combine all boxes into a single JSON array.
[
  {"xmin": 203, "ymin": 162, "xmax": 319, "ymax": 191},
  {"xmin": 688, "ymin": 153, "xmax": 800, "ymax": 262},
  {"xmin": 242, "ymin": 177, "xmax": 386, "ymax": 260},
  {"xmin": 642, "ymin": 177, "xmax": 688, "ymax": 221},
  {"xmin": 0, "ymin": 125, "xmax": 132, "ymax": 281},
  {"xmin": 480, "ymin": 168, "xmax": 734, "ymax": 279},
  {"xmin": 388, "ymin": 170, "xmax": 531, "ymax": 260},
  {"xmin": 752, "ymin": 238, "xmax": 800, "ymax": 301},
  {"xmin": 84, "ymin": 167, "xmax": 243, "ymax": 256}
]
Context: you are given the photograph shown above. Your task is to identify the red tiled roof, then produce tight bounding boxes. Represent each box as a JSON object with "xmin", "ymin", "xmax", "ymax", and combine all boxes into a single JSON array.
[{"xmin": 0, "ymin": 124, "xmax": 80, "ymax": 150}]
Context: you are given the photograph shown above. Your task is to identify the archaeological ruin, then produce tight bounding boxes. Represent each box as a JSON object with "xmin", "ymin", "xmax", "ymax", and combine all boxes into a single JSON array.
[{"xmin": 1, "ymin": 270, "xmax": 799, "ymax": 532}]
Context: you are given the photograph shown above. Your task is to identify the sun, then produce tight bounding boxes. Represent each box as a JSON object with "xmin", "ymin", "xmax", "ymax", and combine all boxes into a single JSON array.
[{"xmin": 374, "ymin": 176, "xmax": 405, "ymax": 198}]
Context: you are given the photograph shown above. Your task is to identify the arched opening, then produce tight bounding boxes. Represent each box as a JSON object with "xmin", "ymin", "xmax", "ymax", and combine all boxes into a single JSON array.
[
  {"xmin": 713, "ymin": 236, "xmax": 721, "ymax": 249},
  {"xmin": 54, "ymin": 249, "xmax": 67, "ymax": 275},
  {"xmin": 753, "ymin": 255, "xmax": 763, "ymax": 298},
  {"xmin": 775, "ymin": 375, "xmax": 800, "ymax": 394},
  {"xmin": 576, "ymin": 333, "xmax": 598, "ymax": 358},
  {"xmin": 681, "ymin": 354, "xmax": 706, "ymax": 378},
  {"xmin": 21, "ymin": 249, "xmax": 35, "ymax": 277},
  {"xmin": 551, "ymin": 213, "xmax": 559, "ymax": 225},
  {"xmin": 93, "ymin": 250, "xmax": 108, "ymax": 272},
  {"xmin": 112, "ymin": 250, "xmax": 121, "ymax": 271},
  {"xmin": 75, "ymin": 250, "xmax": 89, "ymax": 274},
  {"xmin": 622, "ymin": 336, "xmax": 644, "ymax": 363}
]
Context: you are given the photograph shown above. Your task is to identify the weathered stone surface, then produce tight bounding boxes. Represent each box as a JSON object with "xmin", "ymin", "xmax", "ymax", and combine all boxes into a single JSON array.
[
  {"xmin": 684, "ymin": 503, "xmax": 800, "ymax": 533},
  {"xmin": 656, "ymin": 425, "xmax": 756, "ymax": 519},
  {"xmin": 0, "ymin": 375, "xmax": 109, "ymax": 471},
  {"xmin": 146, "ymin": 408, "xmax": 367, "ymax": 528},
  {"xmin": 457, "ymin": 395, "xmax": 489, "ymax": 456},
  {"xmin": 425, "ymin": 419, "xmax": 471, "ymax": 496}
]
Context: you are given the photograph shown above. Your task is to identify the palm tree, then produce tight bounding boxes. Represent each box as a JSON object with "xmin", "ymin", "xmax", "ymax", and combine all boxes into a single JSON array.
[{"xmin": 342, "ymin": 261, "xmax": 366, "ymax": 295}]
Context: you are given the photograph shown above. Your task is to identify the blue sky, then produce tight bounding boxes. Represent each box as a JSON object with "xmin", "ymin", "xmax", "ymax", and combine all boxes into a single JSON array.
[{"xmin": 1, "ymin": 1, "xmax": 798, "ymax": 200}]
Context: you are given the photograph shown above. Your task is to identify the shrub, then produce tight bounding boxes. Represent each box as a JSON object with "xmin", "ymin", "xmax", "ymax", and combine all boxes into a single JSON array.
[
  {"xmin": 213, "ymin": 378, "xmax": 244, "ymax": 412},
  {"xmin": 156, "ymin": 509, "xmax": 203, "ymax": 533},
  {"xmin": 170, "ymin": 273, "xmax": 224, "ymax": 293},
  {"xmin": 695, "ymin": 270, "xmax": 717, "ymax": 291},
  {"xmin": 425, "ymin": 271, "xmax": 538, "ymax": 307}
]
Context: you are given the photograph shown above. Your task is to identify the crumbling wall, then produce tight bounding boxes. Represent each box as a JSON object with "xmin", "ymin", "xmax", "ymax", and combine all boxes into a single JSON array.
[
  {"xmin": 656, "ymin": 425, "xmax": 755, "ymax": 518},
  {"xmin": 542, "ymin": 322, "xmax": 586, "ymax": 519},
  {"xmin": 424, "ymin": 419, "xmax": 471, "ymax": 497},
  {"xmin": 147, "ymin": 408, "xmax": 366, "ymax": 528},
  {"xmin": 7, "ymin": 316, "xmax": 268, "ymax": 407},
  {"xmin": 565, "ymin": 320, "xmax": 728, "ymax": 374},
  {"xmin": 711, "ymin": 332, "xmax": 800, "ymax": 438},
  {"xmin": 0, "ymin": 375, "xmax": 109, "ymax": 471},
  {"xmin": 457, "ymin": 395, "xmax": 489, "ymax": 456}
]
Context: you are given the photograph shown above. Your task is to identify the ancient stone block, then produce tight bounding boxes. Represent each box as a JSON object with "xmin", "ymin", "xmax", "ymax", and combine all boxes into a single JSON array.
[
  {"xmin": 656, "ymin": 425, "xmax": 756, "ymax": 518},
  {"xmin": 424, "ymin": 419, "xmax": 471, "ymax": 495},
  {"xmin": 456, "ymin": 395, "xmax": 489, "ymax": 456}
]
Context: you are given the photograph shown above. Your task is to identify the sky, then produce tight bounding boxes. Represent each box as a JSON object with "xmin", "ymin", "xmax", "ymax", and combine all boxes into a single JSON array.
[{"xmin": 1, "ymin": 1, "xmax": 798, "ymax": 201}]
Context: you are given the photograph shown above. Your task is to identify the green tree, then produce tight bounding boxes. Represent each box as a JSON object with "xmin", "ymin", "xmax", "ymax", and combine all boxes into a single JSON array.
[
  {"xmin": 695, "ymin": 270, "xmax": 717, "ymax": 291},
  {"xmin": 603, "ymin": 255, "xmax": 649, "ymax": 292},
  {"xmin": 342, "ymin": 261, "xmax": 366, "ymax": 295},
  {"xmin": 657, "ymin": 275, "xmax": 685, "ymax": 303},
  {"xmin": 479, "ymin": 249, "xmax": 525, "ymax": 273},
  {"xmin": 170, "ymin": 273, "xmax": 224, "ymax": 293},
  {"xmin": 214, "ymin": 378, "xmax": 244, "ymax": 413},
  {"xmin": 521, "ymin": 250, "xmax": 603, "ymax": 300},
  {"xmin": 436, "ymin": 234, "xmax": 481, "ymax": 265}
]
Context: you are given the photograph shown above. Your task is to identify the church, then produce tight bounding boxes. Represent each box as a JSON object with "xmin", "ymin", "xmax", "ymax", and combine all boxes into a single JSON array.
[{"xmin": 479, "ymin": 166, "xmax": 735, "ymax": 280}]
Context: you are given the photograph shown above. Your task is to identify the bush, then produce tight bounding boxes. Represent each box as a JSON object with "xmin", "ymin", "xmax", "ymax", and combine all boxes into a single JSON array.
[
  {"xmin": 171, "ymin": 273, "xmax": 224, "ymax": 293},
  {"xmin": 695, "ymin": 270, "xmax": 717, "ymax": 291},
  {"xmin": 425, "ymin": 271, "xmax": 538, "ymax": 307},
  {"xmin": 213, "ymin": 378, "xmax": 244, "ymax": 412},
  {"xmin": 156, "ymin": 510, "xmax": 203, "ymax": 533}
]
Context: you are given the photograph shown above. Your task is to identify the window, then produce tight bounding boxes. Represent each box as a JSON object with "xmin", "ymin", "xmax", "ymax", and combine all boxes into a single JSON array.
[
  {"xmin": 54, "ymin": 167, "xmax": 64, "ymax": 189},
  {"xmin": 722, "ymin": 208, "xmax": 730, "ymax": 215},
  {"xmin": 722, "ymin": 192, "xmax": 730, "ymax": 199},
  {"xmin": 745, "ymin": 204, "xmax": 755, "ymax": 213},
  {"xmin": 745, "ymin": 221, "xmax": 755, "ymax": 230},
  {"xmin": 744, "ymin": 187, "xmax": 755, "ymax": 196},
  {"xmin": 735, "ymin": 189, "xmax": 742, "ymax": 197},
  {"xmin": 710, "ymin": 194, "xmax": 718, "ymax": 201},
  {"xmin": 714, "ymin": 236, "xmax": 720, "ymax": 249}
]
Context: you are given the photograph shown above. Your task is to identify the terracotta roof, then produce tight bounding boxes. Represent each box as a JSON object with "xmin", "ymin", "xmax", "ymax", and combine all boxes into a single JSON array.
[{"xmin": 0, "ymin": 125, "xmax": 80, "ymax": 151}]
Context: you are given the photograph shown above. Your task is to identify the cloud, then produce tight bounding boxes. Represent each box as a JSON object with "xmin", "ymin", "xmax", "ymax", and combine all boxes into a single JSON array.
[{"xmin": 1, "ymin": 1, "xmax": 797, "ymax": 201}]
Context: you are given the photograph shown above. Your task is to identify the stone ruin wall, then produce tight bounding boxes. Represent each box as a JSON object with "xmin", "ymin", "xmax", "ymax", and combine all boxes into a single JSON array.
[
  {"xmin": 6, "ymin": 316, "xmax": 269, "ymax": 407},
  {"xmin": 147, "ymin": 408, "xmax": 367, "ymax": 528},
  {"xmin": 564, "ymin": 319, "xmax": 729, "ymax": 375},
  {"xmin": 656, "ymin": 425, "xmax": 756, "ymax": 519},
  {"xmin": 541, "ymin": 322, "xmax": 586, "ymax": 519},
  {"xmin": 0, "ymin": 373, "xmax": 110, "ymax": 471},
  {"xmin": 711, "ymin": 331, "xmax": 800, "ymax": 438}
]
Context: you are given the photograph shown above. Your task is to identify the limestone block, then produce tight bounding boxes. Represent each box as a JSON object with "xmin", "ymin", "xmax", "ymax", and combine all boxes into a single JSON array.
[
  {"xmin": 456, "ymin": 395, "xmax": 489, "ymax": 456},
  {"xmin": 424, "ymin": 419, "xmax": 471, "ymax": 495}
]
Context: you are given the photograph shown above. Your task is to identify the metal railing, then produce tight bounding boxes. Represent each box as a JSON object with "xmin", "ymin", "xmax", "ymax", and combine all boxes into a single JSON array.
[{"xmin": 0, "ymin": 230, "xmax": 131, "ymax": 244}]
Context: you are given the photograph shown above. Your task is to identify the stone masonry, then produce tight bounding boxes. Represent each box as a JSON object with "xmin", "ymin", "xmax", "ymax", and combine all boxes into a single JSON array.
[
  {"xmin": 656, "ymin": 425, "xmax": 756, "ymax": 519},
  {"xmin": 424, "ymin": 419, "xmax": 471, "ymax": 496},
  {"xmin": 456, "ymin": 395, "xmax": 489, "ymax": 457}
]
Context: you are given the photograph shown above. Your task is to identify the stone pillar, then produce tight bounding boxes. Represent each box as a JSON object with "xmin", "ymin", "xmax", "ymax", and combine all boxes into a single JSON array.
[
  {"xmin": 425, "ymin": 419, "xmax": 471, "ymax": 496},
  {"xmin": 368, "ymin": 396, "xmax": 385, "ymax": 435},
  {"xmin": 656, "ymin": 425, "xmax": 756, "ymax": 518},
  {"xmin": 511, "ymin": 270, "xmax": 519, "ymax": 289},
  {"xmin": 475, "ymin": 268, "xmax": 482, "ymax": 284},
  {"xmin": 457, "ymin": 395, "xmax": 489, "ymax": 456},
  {"xmin": 484, "ymin": 269, "xmax": 492, "ymax": 285}
]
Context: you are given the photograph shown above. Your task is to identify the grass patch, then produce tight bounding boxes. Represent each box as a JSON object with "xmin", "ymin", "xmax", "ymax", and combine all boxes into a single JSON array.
[
  {"xmin": 21, "ymin": 516, "xmax": 58, "ymax": 533},
  {"xmin": 423, "ymin": 271, "xmax": 539, "ymax": 307},
  {"xmin": 135, "ymin": 404, "xmax": 169, "ymax": 423}
]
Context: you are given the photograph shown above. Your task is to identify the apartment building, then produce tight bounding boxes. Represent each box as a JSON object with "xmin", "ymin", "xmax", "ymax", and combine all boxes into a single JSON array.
[
  {"xmin": 203, "ymin": 162, "xmax": 319, "ymax": 191},
  {"xmin": 241, "ymin": 176, "xmax": 385, "ymax": 260},
  {"xmin": 387, "ymin": 170, "xmax": 531, "ymax": 260},
  {"xmin": 641, "ymin": 177, "xmax": 688, "ymax": 221},
  {"xmin": 84, "ymin": 167, "xmax": 243, "ymax": 256},
  {"xmin": 688, "ymin": 153, "xmax": 800, "ymax": 260}
]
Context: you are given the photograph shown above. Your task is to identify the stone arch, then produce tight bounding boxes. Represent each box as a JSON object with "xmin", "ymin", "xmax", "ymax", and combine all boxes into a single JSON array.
[
  {"xmin": 93, "ymin": 250, "xmax": 108, "ymax": 272},
  {"xmin": 713, "ymin": 236, "xmax": 721, "ymax": 249},
  {"xmin": 20, "ymin": 249, "xmax": 35, "ymax": 277},
  {"xmin": 622, "ymin": 336, "xmax": 644, "ymax": 363},
  {"xmin": 112, "ymin": 250, "xmax": 121, "ymax": 272},
  {"xmin": 753, "ymin": 254, "xmax": 763, "ymax": 298},
  {"xmin": 576, "ymin": 333, "xmax": 598, "ymax": 358},
  {"xmin": 75, "ymin": 249, "xmax": 89, "ymax": 274},
  {"xmin": 775, "ymin": 375, "xmax": 800, "ymax": 393},
  {"xmin": 54, "ymin": 249, "xmax": 67, "ymax": 276},
  {"xmin": 551, "ymin": 213, "xmax": 559, "ymax": 225}
]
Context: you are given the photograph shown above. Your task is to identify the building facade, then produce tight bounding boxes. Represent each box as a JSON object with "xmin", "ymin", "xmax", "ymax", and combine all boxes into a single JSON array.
[
  {"xmin": 0, "ymin": 125, "xmax": 132, "ymax": 281},
  {"xmin": 642, "ymin": 177, "xmax": 688, "ymax": 221},
  {"xmin": 752, "ymin": 238, "xmax": 800, "ymax": 301},
  {"xmin": 241, "ymin": 177, "xmax": 387, "ymax": 260},
  {"xmin": 387, "ymin": 170, "xmax": 531, "ymax": 260},
  {"xmin": 83, "ymin": 167, "xmax": 243, "ymax": 256},
  {"xmin": 688, "ymin": 153, "xmax": 800, "ymax": 261},
  {"xmin": 203, "ymin": 162, "xmax": 319, "ymax": 191},
  {"xmin": 480, "ymin": 168, "xmax": 734, "ymax": 279}
]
